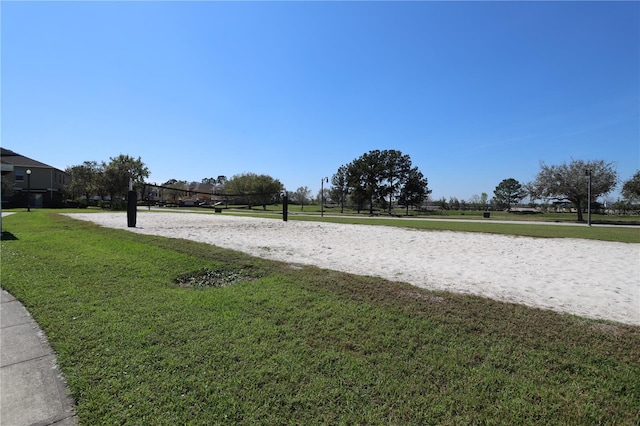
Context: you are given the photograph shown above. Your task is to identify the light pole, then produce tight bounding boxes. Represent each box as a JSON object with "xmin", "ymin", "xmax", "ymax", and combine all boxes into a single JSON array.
[
  {"xmin": 585, "ymin": 169, "xmax": 592, "ymax": 226},
  {"xmin": 26, "ymin": 169, "xmax": 32, "ymax": 212},
  {"xmin": 321, "ymin": 177, "xmax": 328, "ymax": 217}
]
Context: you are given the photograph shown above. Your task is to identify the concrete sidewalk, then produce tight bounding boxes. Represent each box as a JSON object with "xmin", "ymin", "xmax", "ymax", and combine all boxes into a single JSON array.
[{"xmin": 1, "ymin": 289, "xmax": 77, "ymax": 425}]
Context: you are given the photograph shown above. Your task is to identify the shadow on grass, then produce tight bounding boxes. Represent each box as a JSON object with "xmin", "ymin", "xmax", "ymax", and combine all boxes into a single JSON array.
[
  {"xmin": 0, "ymin": 231, "xmax": 18, "ymax": 241},
  {"xmin": 592, "ymin": 220, "xmax": 640, "ymax": 226}
]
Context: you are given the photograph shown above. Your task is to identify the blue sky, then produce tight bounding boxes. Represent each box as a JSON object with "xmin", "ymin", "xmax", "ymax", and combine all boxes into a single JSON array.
[{"xmin": 2, "ymin": 1, "xmax": 638, "ymax": 201}]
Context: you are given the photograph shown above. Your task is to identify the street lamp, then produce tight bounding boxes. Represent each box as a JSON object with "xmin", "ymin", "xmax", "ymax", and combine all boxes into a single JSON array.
[
  {"xmin": 585, "ymin": 169, "xmax": 592, "ymax": 226},
  {"xmin": 321, "ymin": 177, "xmax": 328, "ymax": 217},
  {"xmin": 26, "ymin": 169, "xmax": 32, "ymax": 212}
]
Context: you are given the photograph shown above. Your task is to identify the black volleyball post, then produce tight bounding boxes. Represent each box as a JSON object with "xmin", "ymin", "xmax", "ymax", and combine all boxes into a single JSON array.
[
  {"xmin": 282, "ymin": 191, "xmax": 288, "ymax": 222},
  {"xmin": 127, "ymin": 179, "xmax": 137, "ymax": 228}
]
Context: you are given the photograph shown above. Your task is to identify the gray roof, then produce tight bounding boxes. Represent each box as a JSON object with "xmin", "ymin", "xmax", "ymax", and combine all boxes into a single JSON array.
[{"xmin": 0, "ymin": 148, "xmax": 63, "ymax": 171}]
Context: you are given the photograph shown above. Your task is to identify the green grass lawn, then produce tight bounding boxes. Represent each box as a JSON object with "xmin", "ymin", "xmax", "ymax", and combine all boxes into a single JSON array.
[{"xmin": 2, "ymin": 211, "xmax": 639, "ymax": 424}]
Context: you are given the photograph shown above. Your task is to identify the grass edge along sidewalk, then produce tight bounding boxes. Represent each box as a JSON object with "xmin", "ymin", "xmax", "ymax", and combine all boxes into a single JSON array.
[{"xmin": 1, "ymin": 211, "xmax": 639, "ymax": 424}]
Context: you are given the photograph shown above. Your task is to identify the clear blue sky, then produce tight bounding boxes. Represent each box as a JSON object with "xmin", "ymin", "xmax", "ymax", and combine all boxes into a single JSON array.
[{"xmin": 2, "ymin": 1, "xmax": 638, "ymax": 202}]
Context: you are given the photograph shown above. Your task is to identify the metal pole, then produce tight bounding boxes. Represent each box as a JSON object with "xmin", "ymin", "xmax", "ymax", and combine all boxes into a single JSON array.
[
  {"xmin": 321, "ymin": 177, "xmax": 327, "ymax": 217},
  {"xmin": 321, "ymin": 178, "xmax": 324, "ymax": 217},
  {"xmin": 26, "ymin": 169, "xmax": 31, "ymax": 212},
  {"xmin": 587, "ymin": 171, "xmax": 592, "ymax": 226}
]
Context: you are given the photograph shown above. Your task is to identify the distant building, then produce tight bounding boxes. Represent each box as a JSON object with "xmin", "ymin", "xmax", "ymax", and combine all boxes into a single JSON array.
[{"xmin": 0, "ymin": 148, "xmax": 70, "ymax": 208}]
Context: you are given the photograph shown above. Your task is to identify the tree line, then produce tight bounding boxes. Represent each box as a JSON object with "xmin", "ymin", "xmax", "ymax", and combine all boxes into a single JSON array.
[
  {"xmin": 65, "ymin": 152, "xmax": 640, "ymax": 221},
  {"xmin": 439, "ymin": 160, "xmax": 639, "ymax": 221},
  {"xmin": 158, "ymin": 174, "xmax": 282, "ymax": 210},
  {"xmin": 65, "ymin": 155, "xmax": 149, "ymax": 209},
  {"xmin": 65, "ymin": 156, "xmax": 284, "ymax": 210},
  {"xmin": 325, "ymin": 149, "xmax": 430, "ymax": 215}
]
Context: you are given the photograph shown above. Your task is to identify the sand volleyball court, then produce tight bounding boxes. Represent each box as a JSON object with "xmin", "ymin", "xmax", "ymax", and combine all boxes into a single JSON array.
[{"xmin": 66, "ymin": 211, "xmax": 640, "ymax": 326}]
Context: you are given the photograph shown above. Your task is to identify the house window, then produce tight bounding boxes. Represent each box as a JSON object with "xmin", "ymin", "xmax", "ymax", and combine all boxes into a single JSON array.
[{"xmin": 15, "ymin": 170, "xmax": 24, "ymax": 181}]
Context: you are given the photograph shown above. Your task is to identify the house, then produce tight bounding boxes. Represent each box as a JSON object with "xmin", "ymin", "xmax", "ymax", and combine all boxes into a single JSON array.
[
  {"xmin": 165, "ymin": 182, "xmax": 225, "ymax": 206},
  {"xmin": 0, "ymin": 148, "xmax": 70, "ymax": 208}
]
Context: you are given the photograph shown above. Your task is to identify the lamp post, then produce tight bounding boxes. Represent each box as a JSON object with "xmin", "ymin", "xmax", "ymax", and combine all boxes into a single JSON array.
[
  {"xmin": 26, "ymin": 169, "xmax": 32, "ymax": 212},
  {"xmin": 321, "ymin": 177, "xmax": 328, "ymax": 217},
  {"xmin": 584, "ymin": 169, "xmax": 591, "ymax": 226}
]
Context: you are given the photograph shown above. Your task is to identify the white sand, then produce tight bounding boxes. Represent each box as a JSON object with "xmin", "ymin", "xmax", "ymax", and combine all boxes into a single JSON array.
[{"xmin": 66, "ymin": 211, "xmax": 640, "ymax": 326}]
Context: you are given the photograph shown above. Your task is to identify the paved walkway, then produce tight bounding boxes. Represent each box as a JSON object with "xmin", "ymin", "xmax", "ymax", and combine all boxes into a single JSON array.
[{"xmin": 1, "ymin": 289, "xmax": 77, "ymax": 426}]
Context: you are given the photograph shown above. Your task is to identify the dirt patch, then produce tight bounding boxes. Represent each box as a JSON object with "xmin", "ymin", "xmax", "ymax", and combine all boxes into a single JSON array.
[
  {"xmin": 175, "ymin": 267, "xmax": 258, "ymax": 289},
  {"xmin": 590, "ymin": 322, "xmax": 625, "ymax": 336},
  {"xmin": 399, "ymin": 289, "xmax": 445, "ymax": 303}
]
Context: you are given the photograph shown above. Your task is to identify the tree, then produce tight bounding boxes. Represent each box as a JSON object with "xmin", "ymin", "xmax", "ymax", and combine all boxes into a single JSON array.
[
  {"xmin": 397, "ymin": 167, "xmax": 430, "ymax": 214},
  {"xmin": 251, "ymin": 174, "xmax": 283, "ymax": 210},
  {"xmin": 199, "ymin": 177, "xmax": 228, "ymax": 196},
  {"xmin": 330, "ymin": 165, "xmax": 349, "ymax": 213},
  {"xmin": 621, "ymin": 170, "xmax": 640, "ymax": 202},
  {"xmin": 437, "ymin": 197, "xmax": 449, "ymax": 210},
  {"xmin": 382, "ymin": 150, "xmax": 412, "ymax": 213},
  {"xmin": 449, "ymin": 197, "xmax": 460, "ymax": 211},
  {"xmin": 224, "ymin": 174, "xmax": 251, "ymax": 203},
  {"xmin": 224, "ymin": 173, "xmax": 283, "ymax": 210},
  {"xmin": 493, "ymin": 178, "xmax": 525, "ymax": 211},
  {"xmin": 532, "ymin": 159, "xmax": 618, "ymax": 222},
  {"xmin": 344, "ymin": 149, "xmax": 427, "ymax": 215},
  {"xmin": 347, "ymin": 150, "xmax": 385, "ymax": 215},
  {"xmin": 480, "ymin": 192, "xmax": 489, "ymax": 209},
  {"xmin": 102, "ymin": 155, "xmax": 150, "ymax": 208},
  {"xmin": 316, "ymin": 187, "xmax": 330, "ymax": 205},
  {"xmin": 65, "ymin": 161, "xmax": 101, "ymax": 205},
  {"xmin": 469, "ymin": 193, "xmax": 489, "ymax": 210},
  {"xmin": 292, "ymin": 186, "xmax": 311, "ymax": 210},
  {"xmin": 164, "ymin": 180, "xmax": 188, "ymax": 204},
  {"xmin": 522, "ymin": 181, "xmax": 539, "ymax": 205},
  {"xmin": 349, "ymin": 185, "xmax": 369, "ymax": 214},
  {"xmin": 468, "ymin": 194, "xmax": 481, "ymax": 210}
]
